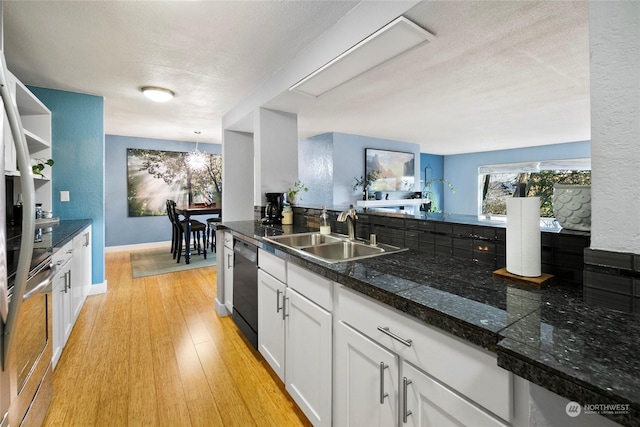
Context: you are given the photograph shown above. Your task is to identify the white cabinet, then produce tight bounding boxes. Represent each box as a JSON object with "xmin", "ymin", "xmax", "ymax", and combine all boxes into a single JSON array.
[
  {"xmin": 335, "ymin": 285, "xmax": 511, "ymax": 426},
  {"xmin": 52, "ymin": 226, "xmax": 92, "ymax": 369},
  {"xmin": 403, "ymin": 361, "xmax": 507, "ymax": 427},
  {"xmin": 257, "ymin": 250, "xmax": 333, "ymax": 426},
  {"xmin": 334, "ymin": 320, "xmax": 398, "ymax": 427},
  {"xmin": 257, "ymin": 269, "xmax": 286, "ymax": 379},
  {"xmin": 223, "ymin": 232, "xmax": 234, "ymax": 313},
  {"xmin": 51, "ymin": 241, "xmax": 73, "ymax": 368},
  {"xmin": 71, "ymin": 225, "xmax": 91, "ymax": 322},
  {"xmin": 284, "ymin": 287, "xmax": 332, "ymax": 427}
]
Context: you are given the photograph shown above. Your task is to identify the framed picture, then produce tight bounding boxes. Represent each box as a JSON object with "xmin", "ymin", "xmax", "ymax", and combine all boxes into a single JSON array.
[
  {"xmin": 126, "ymin": 148, "xmax": 222, "ymax": 217},
  {"xmin": 365, "ymin": 148, "xmax": 415, "ymax": 191}
]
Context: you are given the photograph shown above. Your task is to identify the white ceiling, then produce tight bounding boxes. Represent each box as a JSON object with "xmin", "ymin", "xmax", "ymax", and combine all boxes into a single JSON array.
[{"xmin": 3, "ymin": 1, "xmax": 590, "ymax": 155}]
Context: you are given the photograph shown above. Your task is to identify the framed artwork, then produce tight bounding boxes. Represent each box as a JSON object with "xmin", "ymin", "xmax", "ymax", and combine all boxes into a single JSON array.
[
  {"xmin": 365, "ymin": 148, "xmax": 415, "ymax": 191},
  {"xmin": 126, "ymin": 148, "xmax": 222, "ymax": 217}
]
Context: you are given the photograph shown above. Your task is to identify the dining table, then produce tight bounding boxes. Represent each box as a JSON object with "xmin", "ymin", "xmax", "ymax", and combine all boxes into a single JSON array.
[{"xmin": 175, "ymin": 204, "xmax": 222, "ymax": 264}]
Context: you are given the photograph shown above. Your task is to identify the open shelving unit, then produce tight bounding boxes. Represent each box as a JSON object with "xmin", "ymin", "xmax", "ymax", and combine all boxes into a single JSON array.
[{"xmin": 3, "ymin": 70, "xmax": 52, "ymax": 211}]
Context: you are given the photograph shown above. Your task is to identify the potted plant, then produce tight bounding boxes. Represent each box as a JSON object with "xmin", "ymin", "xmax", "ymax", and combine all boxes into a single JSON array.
[
  {"xmin": 287, "ymin": 180, "xmax": 308, "ymax": 205},
  {"xmin": 422, "ymin": 178, "xmax": 456, "ymax": 213},
  {"xmin": 353, "ymin": 170, "xmax": 379, "ymax": 200},
  {"xmin": 32, "ymin": 158, "xmax": 54, "ymax": 178}
]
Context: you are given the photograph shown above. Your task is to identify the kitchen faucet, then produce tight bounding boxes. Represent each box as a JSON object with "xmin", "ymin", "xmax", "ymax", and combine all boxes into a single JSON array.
[{"xmin": 337, "ymin": 204, "xmax": 358, "ymax": 240}]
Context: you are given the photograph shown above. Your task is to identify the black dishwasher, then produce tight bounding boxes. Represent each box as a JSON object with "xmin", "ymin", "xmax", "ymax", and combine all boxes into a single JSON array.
[{"xmin": 232, "ymin": 240, "xmax": 258, "ymax": 350}]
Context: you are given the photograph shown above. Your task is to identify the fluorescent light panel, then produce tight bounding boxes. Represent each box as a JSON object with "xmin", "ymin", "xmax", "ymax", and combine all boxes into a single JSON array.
[{"xmin": 290, "ymin": 16, "xmax": 435, "ymax": 98}]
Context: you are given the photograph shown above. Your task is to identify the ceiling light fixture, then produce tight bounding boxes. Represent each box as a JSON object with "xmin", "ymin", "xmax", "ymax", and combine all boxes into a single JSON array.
[
  {"xmin": 290, "ymin": 16, "xmax": 435, "ymax": 98},
  {"xmin": 141, "ymin": 86, "xmax": 175, "ymax": 102},
  {"xmin": 185, "ymin": 131, "xmax": 208, "ymax": 172}
]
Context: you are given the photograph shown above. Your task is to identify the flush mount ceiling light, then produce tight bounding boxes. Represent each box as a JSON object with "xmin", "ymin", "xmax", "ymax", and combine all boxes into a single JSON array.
[
  {"xmin": 290, "ymin": 16, "xmax": 435, "ymax": 98},
  {"xmin": 141, "ymin": 86, "xmax": 175, "ymax": 102}
]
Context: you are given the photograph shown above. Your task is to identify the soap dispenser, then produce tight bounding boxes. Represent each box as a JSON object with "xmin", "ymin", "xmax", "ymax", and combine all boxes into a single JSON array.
[{"xmin": 319, "ymin": 206, "xmax": 331, "ymax": 235}]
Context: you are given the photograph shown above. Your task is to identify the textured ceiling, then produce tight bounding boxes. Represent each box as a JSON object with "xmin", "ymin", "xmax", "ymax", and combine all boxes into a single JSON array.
[
  {"xmin": 3, "ymin": 0, "xmax": 359, "ymax": 144},
  {"xmin": 266, "ymin": 1, "xmax": 591, "ymax": 154},
  {"xmin": 3, "ymin": 1, "xmax": 590, "ymax": 154}
]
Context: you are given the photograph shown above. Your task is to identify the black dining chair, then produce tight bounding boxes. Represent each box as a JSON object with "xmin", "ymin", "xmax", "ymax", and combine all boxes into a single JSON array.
[
  {"xmin": 166, "ymin": 200, "xmax": 207, "ymax": 263},
  {"xmin": 206, "ymin": 214, "xmax": 222, "ymax": 252}
]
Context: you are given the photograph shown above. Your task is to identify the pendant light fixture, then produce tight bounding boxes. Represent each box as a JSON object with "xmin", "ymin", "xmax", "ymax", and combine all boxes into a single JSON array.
[
  {"xmin": 141, "ymin": 86, "xmax": 175, "ymax": 102},
  {"xmin": 185, "ymin": 131, "xmax": 208, "ymax": 171}
]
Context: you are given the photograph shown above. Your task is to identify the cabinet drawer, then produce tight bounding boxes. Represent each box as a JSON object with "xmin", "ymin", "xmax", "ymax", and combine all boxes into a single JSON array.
[
  {"xmin": 223, "ymin": 232, "xmax": 233, "ymax": 250},
  {"xmin": 336, "ymin": 285, "xmax": 512, "ymax": 421},
  {"xmin": 258, "ymin": 249, "xmax": 286, "ymax": 283},
  {"xmin": 287, "ymin": 263, "xmax": 333, "ymax": 312}
]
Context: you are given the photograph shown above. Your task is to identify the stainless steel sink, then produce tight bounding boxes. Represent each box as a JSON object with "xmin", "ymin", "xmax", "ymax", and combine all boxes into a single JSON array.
[
  {"xmin": 300, "ymin": 241, "xmax": 384, "ymax": 261},
  {"xmin": 265, "ymin": 232, "xmax": 342, "ymax": 248},
  {"xmin": 264, "ymin": 232, "xmax": 406, "ymax": 263}
]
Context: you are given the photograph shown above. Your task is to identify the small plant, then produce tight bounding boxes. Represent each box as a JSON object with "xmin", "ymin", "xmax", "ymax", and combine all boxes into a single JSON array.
[
  {"xmin": 353, "ymin": 170, "xmax": 380, "ymax": 191},
  {"xmin": 32, "ymin": 158, "xmax": 54, "ymax": 176},
  {"xmin": 422, "ymin": 178, "xmax": 456, "ymax": 213},
  {"xmin": 287, "ymin": 180, "xmax": 308, "ymax": 204}
]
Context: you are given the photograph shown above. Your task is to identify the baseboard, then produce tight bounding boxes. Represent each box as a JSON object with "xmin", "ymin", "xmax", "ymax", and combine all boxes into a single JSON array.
[
  {"xmin": 88, "ymin": 280, "xmax": 108, "ymax": 295},
  {"xmin": 105, "ymin": 240, "xmax": 171, "ymax": 253},
  {"xmin": 215, "ymin": 298, "xmax": 231, "ymax": 317}
]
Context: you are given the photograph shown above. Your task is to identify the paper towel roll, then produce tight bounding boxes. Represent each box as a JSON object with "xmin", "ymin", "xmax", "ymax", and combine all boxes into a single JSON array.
[{"xmin": 506, "ymin": 197, "xmax": 541, "ymax": 277}]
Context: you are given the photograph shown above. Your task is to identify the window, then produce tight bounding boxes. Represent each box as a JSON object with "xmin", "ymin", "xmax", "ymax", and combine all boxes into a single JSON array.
[{"xmin": 479, "ymin": 159, "xmax": 591, "ymax": 221}]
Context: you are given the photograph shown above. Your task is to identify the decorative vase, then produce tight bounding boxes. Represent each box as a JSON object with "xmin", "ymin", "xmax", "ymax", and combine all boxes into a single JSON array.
[{"xmin": 552, "ymin": 184, "xmax": 591, "ymax": 231}]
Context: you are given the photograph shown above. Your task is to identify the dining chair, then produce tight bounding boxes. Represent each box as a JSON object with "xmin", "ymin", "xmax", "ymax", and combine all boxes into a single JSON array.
[
  {"xmin": 167, "ymin": 200, "xmax": 207, "ymax": 263},
  {"xmin": 206, "ymin": 214, "xmax": 222, "ymax": 252}
]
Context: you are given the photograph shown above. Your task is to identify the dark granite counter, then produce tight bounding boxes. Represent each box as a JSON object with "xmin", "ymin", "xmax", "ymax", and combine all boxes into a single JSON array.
[
  {"xmin": 222, "ymin": 220, "xmax": 639, "ymax": 427},
  {"xmin": 7, "ymin": 219, "xmax": 92, "ymax": 282}
]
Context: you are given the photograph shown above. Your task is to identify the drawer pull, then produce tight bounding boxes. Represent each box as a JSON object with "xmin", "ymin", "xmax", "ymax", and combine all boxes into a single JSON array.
[
  {"xmin": 276, "ymin": 289, "xmax": 282, "ymax": 313},
  {"xmin": 379, "ymin": 362, "xmax": 389, "ymax": 404},
  {"xmin": 377, "ymin": 326, "xmax": 413, "ymax": 347},
  {"xmin": 403, "ymin": 377, "xmax": 413, "ymax": 423}
]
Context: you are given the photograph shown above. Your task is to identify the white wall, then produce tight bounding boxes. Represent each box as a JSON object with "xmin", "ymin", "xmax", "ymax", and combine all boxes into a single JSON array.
[
  {"xmin": 222, "ymin": 130, "xmax": 254, "ymax": 221},
  {"xmin": 589, "ymin": 1, "xmax": 640, "ymax": 254}
]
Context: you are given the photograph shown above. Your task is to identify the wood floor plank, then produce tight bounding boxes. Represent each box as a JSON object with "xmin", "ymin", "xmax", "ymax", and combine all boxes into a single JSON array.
[{"xmin": 44, "ymin": 249, "xmax": 310, "ymax": 426}]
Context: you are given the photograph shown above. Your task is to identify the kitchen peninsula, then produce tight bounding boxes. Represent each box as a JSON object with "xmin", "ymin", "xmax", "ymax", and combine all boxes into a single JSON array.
[{"xmin": 218, "ymin": 209, "xmax": 638, "ymax": 427}]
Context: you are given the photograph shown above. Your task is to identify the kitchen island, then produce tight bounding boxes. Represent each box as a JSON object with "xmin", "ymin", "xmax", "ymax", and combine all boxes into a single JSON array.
[{"xmin": 219, "ymin": 219, "xmax": 639, "ymax": 427}]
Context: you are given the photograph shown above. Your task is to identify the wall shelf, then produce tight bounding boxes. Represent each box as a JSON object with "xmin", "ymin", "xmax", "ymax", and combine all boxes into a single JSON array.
[{"xmin": 356, "ymin": 198, "xmax": 430, "ymax": 208}]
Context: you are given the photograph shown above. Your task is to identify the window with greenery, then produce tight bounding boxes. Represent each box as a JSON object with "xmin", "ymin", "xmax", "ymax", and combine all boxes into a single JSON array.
[{"xmin": 479, "ymin": 159, "xmax": 591, "ymax": 219}]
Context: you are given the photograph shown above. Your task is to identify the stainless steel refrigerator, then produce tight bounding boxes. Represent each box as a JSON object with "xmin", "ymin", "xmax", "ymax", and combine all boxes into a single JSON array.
[{"xmin": 0, "ymin": 49, "xmax": 36, "ymax": 425}]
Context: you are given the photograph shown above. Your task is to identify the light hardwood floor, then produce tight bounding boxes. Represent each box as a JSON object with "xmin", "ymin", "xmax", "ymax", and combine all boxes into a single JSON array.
[{"xmin": 43, "ymin": 250, "xmax": 311, "ymax": 426}]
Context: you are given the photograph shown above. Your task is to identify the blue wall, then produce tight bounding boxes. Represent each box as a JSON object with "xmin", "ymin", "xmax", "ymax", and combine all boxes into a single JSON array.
[
  {"xmin": 105, "ymin": 135, "xmax": 221, "ymax": 247},
  {"xmin": 299, "ymin": 132, "xmax": 422, "ymax": 207},
  {"xmin": 444, "ymin": 140, "xmax": 591, "ymax": 215},
  {"xmin": 29, "ymin": 87, "xmax": 105, "ymax": 286},
  {"xmin": 419, "ymin": 153, "xmax": 445, "ymax": 211}
]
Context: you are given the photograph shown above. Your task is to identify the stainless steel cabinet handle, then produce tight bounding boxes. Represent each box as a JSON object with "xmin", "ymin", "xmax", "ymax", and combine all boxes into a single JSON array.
[
  {"xmin": 377, "ymin": 326, "xmax": 413, "ymax": 347},
  {"xmin": 276, "ymin": 289, "xmax": 282, "ymax": 313},
  {"xmin": 282, "ymin": 296, "xmax": 289, "ymax": 320},
  {"xmin": 403, "ymin": 377, "xmax": 413, "ymax": 423},
  {"xmin": 84, "ymin": 232, "xmax": 90, "ymax": 247},
  {"xmin": 379, "ymin": 362, "xmax": 389, "ymax": 404},
  {"xmin": 68, "ymin": 270, "xmax": 72, "ymax": 289}
]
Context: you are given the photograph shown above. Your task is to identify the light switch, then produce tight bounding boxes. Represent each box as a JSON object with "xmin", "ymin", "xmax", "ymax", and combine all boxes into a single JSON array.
[{"xmin": 60, "ymin": 191, "xmax": 70, "ymax": 202}]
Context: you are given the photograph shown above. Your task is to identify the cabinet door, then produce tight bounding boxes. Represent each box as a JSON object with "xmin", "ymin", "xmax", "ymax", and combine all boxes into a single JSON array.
[
  {"xmin": 334, "ymin": 321, "xmax": 399, "ymax": 427},
  {"xmin": 257, "ymin": 269, "xmax": 286, "ymax": 380},
  {"xmin": 71, "ymin": 235, "xmax": 84, "ymax": 322},
  {"xmin": 81, "ymin": 226, "xmax": 92, "ymax": 299},
  {"xmin": 51, "ymin": 272, "xmax": 65, "ymax": 369},
  {"xmin": 224, "ymin": 245, "xmax": 234, "ymax": 313},
  {"xmin": 285, "ymin": 288, "xmax": 332, "ymax": 427},
  {"xmin": 403, "ymin": 362, "xmax": 507, "ymax": 427}
]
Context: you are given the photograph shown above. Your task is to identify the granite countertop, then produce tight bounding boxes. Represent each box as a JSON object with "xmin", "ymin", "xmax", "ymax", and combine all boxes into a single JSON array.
[
  {"xmin": 7, "ymin": 219, "xmax": 92, "ymax": 281},
  {"xmin": 221, "ymin": 220, "xmax": 639, "ymax": 427}
]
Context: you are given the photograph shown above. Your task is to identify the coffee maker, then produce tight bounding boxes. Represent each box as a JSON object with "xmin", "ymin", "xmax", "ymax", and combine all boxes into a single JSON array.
[{"xmin": 264, "ymin": 192, "xmax": 284, "ymax": 224}]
